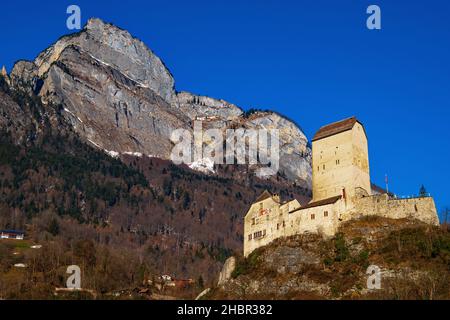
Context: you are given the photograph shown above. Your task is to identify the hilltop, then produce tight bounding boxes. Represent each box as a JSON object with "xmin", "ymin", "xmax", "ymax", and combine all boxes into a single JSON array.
[{"xmin": 208, "ymin": 216, "xmax": 450, "ymax": 299}]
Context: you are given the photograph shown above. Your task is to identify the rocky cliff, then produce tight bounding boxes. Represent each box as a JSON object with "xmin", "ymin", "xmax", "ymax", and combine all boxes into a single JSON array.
[
  {"xmin": 208, "ymin": 217, "xmax": 450, "ymax": 300},
  {"xmin": 7, "ymin": 18, "xmax": 311, "ymax": 186}
]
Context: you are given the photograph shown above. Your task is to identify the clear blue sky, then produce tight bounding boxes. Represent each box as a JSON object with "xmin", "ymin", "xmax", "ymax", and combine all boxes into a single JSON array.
[{"xmin": 1, "ymin": 0, "xmax": 449, "ymax": 221}]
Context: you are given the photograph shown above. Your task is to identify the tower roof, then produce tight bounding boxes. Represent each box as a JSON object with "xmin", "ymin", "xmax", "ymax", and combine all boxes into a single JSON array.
[{"xmin": 312, "ymin": 116, "xmax": 365, "ymax": 142}]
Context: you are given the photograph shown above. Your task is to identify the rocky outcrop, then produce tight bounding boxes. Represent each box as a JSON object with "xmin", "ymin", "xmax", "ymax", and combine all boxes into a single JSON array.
[
  {"xmin": 38, "ymin": 44, "xmax": 187, "ymax": 158},
  {"xmin": 1, "ymin": 66, "xmax": 9, "ymax": 84},
  {"xmin": 217, "ymin": 256, "xmax": 236, "ymax": 287},
  {"xmin": 35, "ymin": 18, "xmax": 175, "ymax": 103},
  {"xmin": 9, "ymin": 17, "xmax": 312, "ymax": 186},
  {"xmin": 243, "ymin": 112, "xmax": 311, "ymax": 184},
  {"xmin": 213, "ymin": 217, "xmax": 450, "ymax": 299},
  {"xmin": 173, "ymin": 91, "xmax": 243, "ymax": 122},
  {"xmin": 9, "ymin": 61, "xmax": 41, "ymax": 95}
]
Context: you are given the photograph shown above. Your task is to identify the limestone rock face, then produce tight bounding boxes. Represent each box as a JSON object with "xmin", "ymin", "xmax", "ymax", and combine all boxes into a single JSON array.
[
  {"xmin": 263, "ymin": 246, "xmax": 320, "ymax": 274},
  {"xmin": 9, "ymin": 17, "xmax": 312, "ymax": 186},
  {"xmin": 35, "ymin": 18, "xmax": 175, "ymax": 103},
  {"xmin": 38, "ymin": 44, "xmax": 187, "ymax": 158},
  {"xmin": 9, "ymin": 61, "xmax": 41, "ymax": 95},
  {"xmin": 1, "ymin": 66, "xmax": 9, "ymax": 84},
  {"xmin": 20, "ymin": 18, "xmax": 187, "ymax": 158},
  {"xmin": 173, "ymin": 91, "xmax": 243, "ymax": 121},
  {"xmin": 217, "ymin": 256, "xmax": 236, "ymax": 287},
  {"xmin": 244, "ymin": 112, "xmax": 312, "ymax": 185}
]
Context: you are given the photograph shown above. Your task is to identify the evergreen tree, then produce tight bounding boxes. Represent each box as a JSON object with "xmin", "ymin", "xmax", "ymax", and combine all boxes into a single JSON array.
[
  {"xmin": 419, "ymin": 185, "xmax": 427, "ymax": 197},
  {"xmin": 48, "ymin": 217, "xmax": 60, "ymax": 236}
]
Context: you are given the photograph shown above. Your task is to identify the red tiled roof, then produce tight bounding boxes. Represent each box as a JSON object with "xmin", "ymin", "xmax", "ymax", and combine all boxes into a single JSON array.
[{"xmin": 312, "ymin": 116, "xmax": 365, "ymax": 142}]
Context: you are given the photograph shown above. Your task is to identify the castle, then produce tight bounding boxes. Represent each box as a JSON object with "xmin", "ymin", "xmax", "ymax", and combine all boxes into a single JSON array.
[{"xmin": 244, "ymin": 117, "xmax": 439, "ymax": 257}]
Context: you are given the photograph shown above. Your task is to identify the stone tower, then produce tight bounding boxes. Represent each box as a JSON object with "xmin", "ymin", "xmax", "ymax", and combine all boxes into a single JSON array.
[{"xmin": 311, "ymin": 117, "xmax": 371, "ymax": 207}]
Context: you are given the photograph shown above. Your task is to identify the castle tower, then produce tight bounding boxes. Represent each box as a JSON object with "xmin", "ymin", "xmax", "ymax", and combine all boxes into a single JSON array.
[{"xmin": 311, "ymin": 117, "xmax": 371, "ymax": 206}]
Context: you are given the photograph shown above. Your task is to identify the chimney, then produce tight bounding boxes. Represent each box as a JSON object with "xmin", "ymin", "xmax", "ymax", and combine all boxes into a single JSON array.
[{"xmin": 273, "ymin": 194, "xmax": 280, "ymax": 203}]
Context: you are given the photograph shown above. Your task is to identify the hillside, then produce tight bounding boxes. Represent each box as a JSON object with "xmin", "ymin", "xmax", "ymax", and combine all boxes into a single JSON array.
[
  {"xmin": 0, "ymin": 72, "xmax": 311, "ymax": 299},
  {"xmin": 208, "ymin": 217, "xmax": 450, "ymax": 299}
]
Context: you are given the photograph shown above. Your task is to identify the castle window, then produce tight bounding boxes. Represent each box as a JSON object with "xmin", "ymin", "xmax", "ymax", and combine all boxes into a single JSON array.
[
  {"xmin": 282, "ymin": 221, "xmax": 285, "ymax": 228},
  {"xmin": 277, "ymin": 223, "xmax": 279, "ymax": 230},
  {"xmin": 323, "ymin": 164, "xmax": 325, "ymax": 170},
  {"xmin": 248, "ymin": 234, "xmax": 252, "ymax": 241},
  {"xmin": 336, "ymin": 159, "xmax": 340, "ymax": 165},
  {"xmin": 311, "ymin": 214, "xmax": 315, "ymax": 220},
  {"xmin": 263, "ymin": 229, "xmax": 266, "ymax": 236},
  {"xmin": 414, "ymin": 204, "xmax": 418, "ymax": 212},
  {"xmin": 254, "ymin": 231, "xmax": 263, "ymax": 239},
  {"xmin": 317, "ymin": 166, "xmax": 319, "ymax": 172},
  {"xmin": 259, "ymin": 203, "xmax": 263, "ymax": 210},
  {"xmin": 324, "ymin": 211, "xmax": 328, "ymax": 217},
  {"xmin": 251, "ymin": 218, "xmax": 255, "ymax": 225}
]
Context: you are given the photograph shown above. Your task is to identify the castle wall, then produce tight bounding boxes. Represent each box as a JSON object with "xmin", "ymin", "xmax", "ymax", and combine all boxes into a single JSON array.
[
  {"xmin": 244, "ymin": 196, "xmax": 342, "ymax": 257},
  {"xmin": 244, "ymin": 193, "xmax": 439, "ymax": 257},
  {"xmin": 244, "ymin": 196, "xmax": 282, "ymax": 257},
  {"xmin": 351, "ymin": 122, "xmax": 371, "ymax": 200},
  {"xmin": 343, "ymin": 194, "xmax": 440, "ymax": 226},
  {"xmin": 289, "ymin": 202, "xmax": 340, "ymax": 237},
  {"xmin": 244, "ymin": 118, "xmax": 440, "ymax": 257}
]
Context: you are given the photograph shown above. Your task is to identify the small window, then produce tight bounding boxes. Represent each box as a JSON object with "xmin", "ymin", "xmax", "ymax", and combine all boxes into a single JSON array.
[
  {"xmin": 277, "ymin": 223, "xmax": 279, "ymax": 230},
  {"xmin": 263, "ymin": 229, "xmax": 266, "ymax": 236},
  {"xmin": 248, "ymin": 234, "xmax": 252, "ymax": 241},
  {"xmin": 311, "ymin": 214, "xmax": 315, "ymax": 220},
  {"xmin": 323, "ymin": 164, "xmax": 325, "ymax": 170},
  {"xmin": 324, "ymin": 211, "xmax": 328, "ymax": 217},
  {"xmin": 414, "ymin": 204, "xmax": 418, "ymax": 212},
  {"xmin": 317, "ymin": 166, "xmax": 319, "ymax": 171},
  {"xmin": 251, "ymin": 218, "xmax": 255, "ymax": 225},
  {"xmin": 259, "ymin": 203, "xmax": 263, "ymax": 210},
  {"xmin": 282, "ymin": 221, "xmax": 285, "ymax": 227},
  {"xmin": 336, "ymin": 159, "xmax": 340, "ymax": 165}
]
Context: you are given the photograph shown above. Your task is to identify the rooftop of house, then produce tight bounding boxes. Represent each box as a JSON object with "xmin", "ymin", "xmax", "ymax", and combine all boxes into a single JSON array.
[
  {"xmin": 290, "ymin": 195, "xmax": 342, "ymax": 213},
  {"xmin": 0, "ymin": 230, "xmax": 25, "ymax": 234},
  {"xmin": 312, "ymin": 116, "xmax": 366, "ymax": 142},
  {"xmin": 255, "ymin": 190, "xmax": 272, "ymax": 202}
]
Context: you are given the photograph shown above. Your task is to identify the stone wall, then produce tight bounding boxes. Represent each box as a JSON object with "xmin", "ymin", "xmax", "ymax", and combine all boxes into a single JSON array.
[
  {"xmin": 312, "ymin": 122, "xmax": 370, "ymax": 205},
  {"xmin": 344, "ymin": 194, "xmax": 440, "ymax": 225},
  {"xmin": 244, "ymin": 195, "xmax": 343, "ymax": 257},
  {"xmin": 244, "ymin": 192, "xmax": 440, "ymax": 257}
]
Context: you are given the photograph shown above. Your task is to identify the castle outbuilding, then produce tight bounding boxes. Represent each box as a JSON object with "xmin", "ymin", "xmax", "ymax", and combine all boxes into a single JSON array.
[{"xmin": 244, "ymin": 116, "xmax": 439, "ymax": 257}]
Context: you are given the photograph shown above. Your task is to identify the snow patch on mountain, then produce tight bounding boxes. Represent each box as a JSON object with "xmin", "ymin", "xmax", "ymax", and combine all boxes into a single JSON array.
[{"xmin": 189, "ymin": 158, "xmax": 215, "ymax": 174}]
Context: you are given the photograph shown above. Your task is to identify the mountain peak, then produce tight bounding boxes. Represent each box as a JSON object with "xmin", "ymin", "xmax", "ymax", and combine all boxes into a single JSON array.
[
  {"xmin": 8, "ymin": 18, "xmax": 312, "ymax": 185},
  {"xmin": 1, "ymin": 66, "xmax": 7, "ymax": 80}
]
